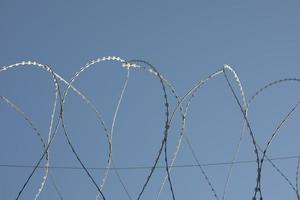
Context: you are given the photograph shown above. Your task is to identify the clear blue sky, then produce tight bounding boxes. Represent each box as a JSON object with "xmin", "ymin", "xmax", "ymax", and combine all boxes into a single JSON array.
[{"xmin": 1, "ymin": 0, "xmax": 300, "ymax": 199}]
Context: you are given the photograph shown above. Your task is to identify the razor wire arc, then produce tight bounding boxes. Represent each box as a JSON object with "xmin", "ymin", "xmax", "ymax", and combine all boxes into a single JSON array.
[
  {"xmin": 0, "ymin": 62, "xmax": 63, "ymax": 200},
  {"xmin": 0, "ymin": 57, "xmax": 300, "ymax": 200},
  {"xmin": 59, "ymin": 57, "xmax": 179, "ymax": 200},
  {"xmin": 244, "ymin": 77, "xmax": 300, "ymax": 200},
  {"xmin": 0, "ymin": 57, "xmax": 183, "ymax": 200},
  {"xmin": 171, "ymin": 66, "xmax": 300, "ymax": 200},
  {"xmin": 223, "ymin": 71, "xmax": 300, "ymax": 200}
]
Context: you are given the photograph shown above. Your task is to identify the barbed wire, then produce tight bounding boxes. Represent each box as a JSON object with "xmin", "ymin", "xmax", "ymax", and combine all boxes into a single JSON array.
[{"xmin": 1, "ymin": 56, "xmax": 300, "ymax": 199}]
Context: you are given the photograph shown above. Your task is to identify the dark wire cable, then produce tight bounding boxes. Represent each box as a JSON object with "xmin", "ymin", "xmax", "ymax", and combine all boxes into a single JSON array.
[{"xmin": 1, "ymin": 154, "xmax": 300, "ymax": 170}]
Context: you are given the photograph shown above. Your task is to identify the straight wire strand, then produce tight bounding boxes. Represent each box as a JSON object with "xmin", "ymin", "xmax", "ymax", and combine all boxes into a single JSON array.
[{"xmin": 1, "ymin": 155, "xmax": 299, "ymax": 170}]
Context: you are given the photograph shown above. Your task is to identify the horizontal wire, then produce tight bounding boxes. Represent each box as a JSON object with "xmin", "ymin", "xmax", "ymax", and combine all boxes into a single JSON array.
[{"xmin": 1, "ymin": 155, "xmax": 299, "ymax": 171}]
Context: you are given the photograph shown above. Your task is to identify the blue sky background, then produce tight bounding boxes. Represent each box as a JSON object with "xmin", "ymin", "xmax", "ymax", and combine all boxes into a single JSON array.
[{"xmin": 1, "ymin": 0, "xmax": 300, "ymax": 199}]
